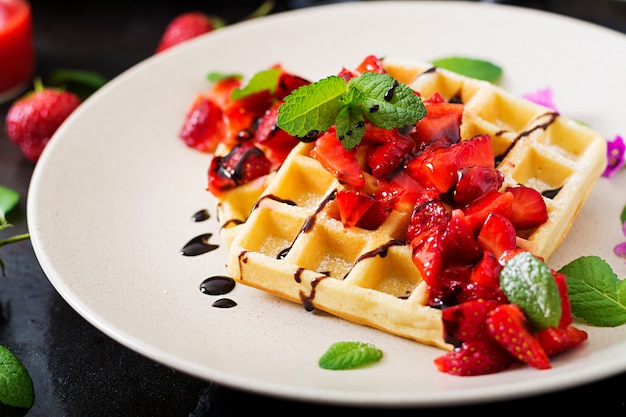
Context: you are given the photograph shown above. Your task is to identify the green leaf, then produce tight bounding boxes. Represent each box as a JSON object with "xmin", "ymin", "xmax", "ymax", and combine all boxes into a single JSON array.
[
  {"xmin": 318, "ymin": 341, "xmax": 383, "ymax": 370},
  {"xmin": 334, "ymin": 106, "xmax": 365, "ymax": 150},
  {"xmin": 49, "ymin": 69, "xmax": 108, "ymax": 100},
  {"xmin": 277, "ymin": 75, "xmax": 347, "ymax": 138},
  {"xmin": 499, "ymin": 252, "xmax": 562, "ymax": 329},
  {"xmin": 50, "ymin": 69, "xmax": 108, "ymax": 90},
  {"xmin": 206, "ymin": 72, "xmax": 242, "ymax": 83},
  {"xmin": 0, "ymin": 185, "xmax": 20, "ymax": 223},
  {"xmin": 230, "ymin": 68, "xmax": 281, "ymax": 100},
  {"xmin": 0, "ymin": 345, "xmax": 34, "ymax": 408},
  {"xmin": 277, "ymin": 72, "xmax": 425, "ymax": 150},
  {"xmin": 348, "ymin": 72, "xmax": 426, "ymax": 129},
  {"xmin": 559, "ymin": 255, "xmax": 626, "ymax": 327},
  {"xmin": 431, "ymin": 56, "xmax": 503, "ymax": 83},
  {"xmin": 620, "ymin": 204, "xmax": 626, "ymax": 224}
]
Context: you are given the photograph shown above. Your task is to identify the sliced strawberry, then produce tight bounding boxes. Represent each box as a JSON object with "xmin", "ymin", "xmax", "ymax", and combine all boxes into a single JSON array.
[
  {"xmin": 222, "ymin": 89, "xmax": 273, "ymax": 145},
  {"xmin": 338, "ymin": 55, "xmax": 386, "ymax": 81},
  {"xmin": 487, "ymin": 304, "xmax": 551, "ymax": 370},
  {"xmin": 442, "ymin": 299, "xmax": 500, "ymax": 346},
  {"xmin": 310, "ymin": 130, "xmax": 365, "ymax": 190},
  {"xmin": 255, "ymin": 101, "xmax": 300, "ymax": 167},
  {"xmin": 207, "ymin": 142, "xmax": 271, "ymax": 196},
  {"xmin": 409, "ymin": 100, "xmax": 464, "ymax": 148},
  {"xmin": 207, "ymin": 76, "xmax": 242, "ymax": 108},
  {"xmin": 434, "ymin": 339, "xmax": 512, "ymax": 376},
  {"xmin": 469, "ymin": 251, "xmax": 502, "ymax": 289},
  {"xmin": 476, "ymin": 212, "xmax": 517, "ymax": 259},
  {"xmin": 406, "ymin": 134, "xmax": 494, "ymax": 194},
  {"xmin": 355, "ymin": 191, "xmax": 395, "ymax": 230},
  {"xmin": 383, "ymin": 171, "xmax": 428, "ymax": 211},
  {"xmin": 353, "ymin": 54, "xmax": 386, "ymax": 75},
  {"xmin": 274, "ymin": 68, "xmax": 311, "ymax": 99},
  {"xmin": 367, "ymin": 133, "xmax": 415, "ymax": 179},
  {"xmin": 406, "ymin": 197, "xmax": 449, "ymax": 243},
  {"xmin": 411, "ymin": 228, "xmax": 445, "ymax": 290},
  {"xmin": 179, "ymin": 95, "xmax": 225, "ymax": 153},
  {"xmin": 464, "ymin": 190, "xmax": 514, "ymax": 234},
  {"xmin": 506, "ymin": 185, "xmax": 549, "ymax": 230},
  {"xmin": 552, "ymin": 270, "xmax": 573, "ymax": 328},
  {"xmin": 361, "ymin": 124, "xmax": 402, "ymax": 145},
  {"xmin": 335, "ymin": 190, "xmax": 376, "ymax": 228},
  {"xmin": 455, "ymin": 281, "xmax": 508, "ymax": 304},
  {"xmin": 536, "ymin": 325, "xmax": 588, "ymax": 357},
  {"xmin": 442, "ymin": 209, "xmax": 482, "ymax": 264},
  {"xmin": 452, "ymin": 166, "xmax": 504, "ymax": 205}
]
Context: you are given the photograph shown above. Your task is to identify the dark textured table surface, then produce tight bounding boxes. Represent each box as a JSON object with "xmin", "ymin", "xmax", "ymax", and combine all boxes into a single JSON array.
[{"xmin": 1, "ymin": 1, "xmax": 625, "ymax": 415}]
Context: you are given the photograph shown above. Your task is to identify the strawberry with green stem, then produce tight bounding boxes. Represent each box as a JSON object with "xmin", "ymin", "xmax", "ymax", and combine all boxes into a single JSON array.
[{"xmin": 5, "ymin": 78, "xmax": 81, "ymax": 163}]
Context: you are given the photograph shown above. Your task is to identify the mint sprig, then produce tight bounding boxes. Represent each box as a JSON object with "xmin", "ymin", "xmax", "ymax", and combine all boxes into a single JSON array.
[
  {"xmin": 559, "ymin": 256, "xmax": 626, "ymax": 327},
  {"xmin": 499, "ymin": 252, "xmax": 562, "ymax": 330},
  {"xmin": 0, "ymin": 345, "xmax": 34, "ymax": 408},
  {"xmin": 277, "ymin": 72, "xmax": 426, "ymax": 150},
  {"xmin": 318, "ymin": 341, "xmax": 383, "ymax": 370}
]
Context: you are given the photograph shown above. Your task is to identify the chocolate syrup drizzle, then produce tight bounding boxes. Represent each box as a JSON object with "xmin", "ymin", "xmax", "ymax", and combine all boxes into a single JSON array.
[{"xmin": 276, "ymin": 189, "xmax": 337, "ymax": 260}]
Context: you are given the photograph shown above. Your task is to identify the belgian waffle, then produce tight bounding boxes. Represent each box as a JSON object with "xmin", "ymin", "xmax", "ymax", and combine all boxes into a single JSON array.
[{"xmin": 220, "ymin": 58, "xmax": 607, "ymax": 349}]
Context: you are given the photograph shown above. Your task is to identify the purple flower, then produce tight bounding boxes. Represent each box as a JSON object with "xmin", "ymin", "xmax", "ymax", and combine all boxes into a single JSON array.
[
  {"xmin": 523, "ymin": 87, "xmax": 559, "ymax": 112},
  {"xmin": 603, "ymin": 135, "xmax": 626, "ymax": 178},
  {"xmin": 615, "ymin": 221, "xmax": 626, "ymax": 258}
]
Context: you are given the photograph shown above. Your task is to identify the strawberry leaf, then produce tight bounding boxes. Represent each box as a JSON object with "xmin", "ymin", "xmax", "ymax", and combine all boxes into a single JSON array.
[
  {"xmin": 559, "ymin": 255, "xmax": 626, "ymax": 327},
  {"xmin": 318, "ymin": 341, "xmax": 383, "ymax": 370}
]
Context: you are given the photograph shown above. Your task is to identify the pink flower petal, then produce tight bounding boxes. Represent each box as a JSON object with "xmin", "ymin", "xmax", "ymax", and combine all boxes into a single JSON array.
[
  {"xmin": 615, "ymin": 241, "xmax": 626, "ymax": 258},
  {"xmin": 523, "ymin": 88, "xmax": 559, "ymax": 112},
  {"xmin": 602, "ymin": 135, "xmax": 625, "ymax": 178}
]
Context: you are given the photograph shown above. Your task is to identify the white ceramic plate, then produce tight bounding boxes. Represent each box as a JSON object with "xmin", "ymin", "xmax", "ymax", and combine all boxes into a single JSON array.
[{"xmin": 28, "ymin": 1, "xmax": 626, "ymax": 407}]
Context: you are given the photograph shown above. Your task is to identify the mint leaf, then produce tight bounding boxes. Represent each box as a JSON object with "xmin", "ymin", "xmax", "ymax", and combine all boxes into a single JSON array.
[
  {"xmin": 348, "ymin": 72, "xmax": 425, "ymax": 130},
  {"xmin": 431, "ymin": 56, "xmax": 503, "ymax": 83},
  {"xmin": 0, "ymin": 345, "xmax": 34, "ymax": 408},
  {"xmin": 318, "ymin": 341, "xmax": 383, "ymax": 370},
  {"xmin": 206, "ymin": 72, "xmax": 242, "ymax": 83},
  {"xmin": 277, "ymin": 72, "xmax": 425, "ymax": 150},
  {"xmin": 277, "ymin": 75, "xmax": 347, "ymax": 140},
  {"xmin": 499, "ymin": 252, "xmax": 562, "ymax": 329},
  {"xmin": 334, "ymin": 106, "xmax": 365, "ymax": 149},
  {"xmin": 0, "ymin": 185, "xmax": 20, "ymax": 224},
  {"xmin": 559, "ymin": 256, "xmax": 626, "ymax": 327},
  {"xmin": 230, "ymin": 68, "xmax": 281, "ymax": 100}
]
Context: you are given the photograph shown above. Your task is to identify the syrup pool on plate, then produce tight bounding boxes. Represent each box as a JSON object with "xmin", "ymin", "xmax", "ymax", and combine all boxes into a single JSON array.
[{"xmin": 0, "ymin": 0, "xmax": 34, "ymax": 103}]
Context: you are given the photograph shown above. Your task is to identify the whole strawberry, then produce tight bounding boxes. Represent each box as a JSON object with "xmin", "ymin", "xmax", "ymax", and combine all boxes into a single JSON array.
[
  {"xmin": 156, "ymin": 12, "xmax": 218, "ymax": 53},
  {"xmin": 5, "ymin": 84, "xmax": 81, "ymax": 162}
]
